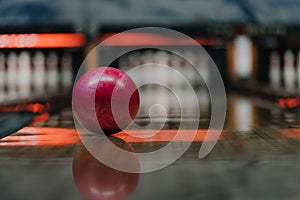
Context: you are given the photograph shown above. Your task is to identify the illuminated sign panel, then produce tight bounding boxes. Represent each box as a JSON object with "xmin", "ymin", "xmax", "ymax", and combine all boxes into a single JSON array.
[
  {"xmin": 100, "ymin": 33, "xmax": 222, "ymax": 46},
  {"xmin": 0, "ymin": 33, "xmax": 86, "ymax": 48}
]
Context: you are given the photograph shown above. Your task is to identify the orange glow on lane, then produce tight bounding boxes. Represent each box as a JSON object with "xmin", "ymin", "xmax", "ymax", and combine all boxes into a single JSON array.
[
  {"xmin": 278, "ymin": 128, "xmax": 300, "ymax": 139},
  {"xmin": 0, "ymin": 127, "xmax": 79, "ymax": 146},
  {"xmin": 0, "ymin": 127, "xmax": 225, "ymax": 147},
  {"xmin": 100, "ymin": 33, "xmax": 223, "ymax": 46},
  {"xmin": 116, "ymin": 129, "xmax": 226, "ymax": 142},
  {"xmin": 0, "ymin": 33, "xmax": 86, "ymax": 48},
  {"xmin": 30, "ymin": 113, "xmax": 50, "ymax": 125},
  {"xmin": 0, "ymin": 103, "xmax": 50, "ymax": 113}
]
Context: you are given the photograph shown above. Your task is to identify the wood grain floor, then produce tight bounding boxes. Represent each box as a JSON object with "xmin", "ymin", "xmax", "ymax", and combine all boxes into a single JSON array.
[{"xmin": 1, "ymin": 94, "xmax": 300, "ymax": 200}]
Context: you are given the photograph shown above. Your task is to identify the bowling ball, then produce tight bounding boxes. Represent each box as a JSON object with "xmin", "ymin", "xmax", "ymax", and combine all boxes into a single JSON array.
[
  {"xmin": 73, "ymin": 67, "xmax": 140, "ymax": 135},
  {"xmin": 72, "ymin": 136, "xmax": 140, "ymax": 200}
]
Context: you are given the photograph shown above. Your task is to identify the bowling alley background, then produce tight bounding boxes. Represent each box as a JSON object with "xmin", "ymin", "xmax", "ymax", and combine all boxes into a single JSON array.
[
  {"xmin": 1, "ymin": 0, "xmax": 299, "ymax": 107},
  {"xmin": 1, "ymin": 0, "xmax": 300, "ymax": 200}
]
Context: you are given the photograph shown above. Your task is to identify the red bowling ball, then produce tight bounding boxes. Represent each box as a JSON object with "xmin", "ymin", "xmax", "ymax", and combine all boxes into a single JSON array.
[{"xmin": 72, "ymin": 67, "xmax": 140, "ymax": 135}]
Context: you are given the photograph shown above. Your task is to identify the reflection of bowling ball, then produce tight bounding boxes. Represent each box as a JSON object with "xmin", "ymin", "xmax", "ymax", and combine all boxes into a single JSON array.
[
  {"xmin": 72, "ymin": 67, "xmax": 140, "ymax": 135},
  {"xmin": 72, "ymin": 136, "xmax": 140, "ymax": 200}
]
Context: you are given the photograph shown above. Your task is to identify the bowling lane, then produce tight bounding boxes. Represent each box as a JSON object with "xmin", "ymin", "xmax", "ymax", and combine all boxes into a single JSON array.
[{"xmin": 1, "ymin": 93, "xmax": 300, "ymax": 199}]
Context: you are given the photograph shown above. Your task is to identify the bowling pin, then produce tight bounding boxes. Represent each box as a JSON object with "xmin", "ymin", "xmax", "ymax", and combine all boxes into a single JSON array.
[
  {"xmin": 181, "ymin": 50, "xmax": 206, "ymax": 116},
  {"xmin": 128, "ymin": 51, "xmax": 142, "ymax": 85},
  {"xmin": 141, "ymin": 50, "xmax": 154, "ymax": 65},
  {"xmin": 168, "ymin": 52, "xmax": 183, "ymax": 112},
  {"xmin": 182, "ymin": 50, "xmax": 198, "ymax": 87},
  {"xmin": 139, "ymin": 84, "xmax": 152, "ymax": 117},
  {"xmin": 172, "ymin": 50, "xmax": 189, "ymax": 115},
  {"xmin": 195, "ymin": 51, "xmax": 211, "ymax": 113},
  {"xmin": 46, "ymin": 52, "xmax": 59, "ymax": 93},
  {"xmin": 154, "ymin": 51, "xmax": 172, "ymax": 115},
  {"xmin": 233, "ymin": 35, "xmax": 252, "ymax": 79},
  {"xmin": 283, "ymin": 49, "xmax": 295, "ymax": 92},
  {"xmin": 297, "ymin": 52, "xmax": 300, "ymax": 90},
  {"xmin": 153, "ymin": 50, "xmax": 169, "ymax": 65},
  {"xmin": 118, "ymin": 55, "xmax": 129, "ymax": 71},
  {"xmin": 151, "ymin": 86, "xmax": 169, "ymax": 118},
  {"xmin": 140, "ymin": 50, "xmax": 154, "ymax": 85},
  {"xmin": 234, "ymin": 97, "xmax": 254, "ymax": 131},
  {"xmin": 183, "ymin": 87, "xmax": 198, "ymax": 117},
  {"xmin": 169, "ymin": 51, "xmax": 183, "ymax": 89},
  {"xmin": 269, "ymin": 51, "xmax": 281, "ymax": 89},
  {"xmin": 197, "ymin": 50, "xmax": 210, "ymax": 86},
  {"xmin": 139, "ymin": 51, "xmax": 154, "ymax": 115},
  {"xmin": 0, "ymin": 53, "xmax": 5, "ymax": 101},
  {"xmin": 18, "ymin": 51, "xmax": 31, "ymax": 98},
  {"xmin": 60, "ymin": 53, "xmax": 73, "ymax": 90},
  {"xmin": 6, "ymin": 52, "xmax": 18, "ymax": 100},
  {"xmin": 153, "ymin": 50, "xmax": 170, "ymax": 86},
  {"xmin": 177, "ymin": 50, "xmax": 188, "ymax": 90},
  {"xmin": 33, "ymin": 51, "xmax": 46, "ymax": 95},
  {"xmin": 128, "ymin": 51, "xmax": 141, "ymax": 68}
]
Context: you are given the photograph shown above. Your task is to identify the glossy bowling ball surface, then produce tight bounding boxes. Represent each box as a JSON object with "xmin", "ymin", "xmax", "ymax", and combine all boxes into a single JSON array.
[{"xmin": 72, "ymin": 67, "xmax": 140, "ymax": 135}]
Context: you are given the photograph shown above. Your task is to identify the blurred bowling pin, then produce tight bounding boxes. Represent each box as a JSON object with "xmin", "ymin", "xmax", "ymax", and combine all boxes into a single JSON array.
[
  {"xmin": 128, "ymin": 51, "xmax": 142, "ymax": 85},
  {"xmin": 139, "ymin": 51, "xmax": 154, "ymax": 114},
  {"xmin": 154, "ymin": 50, "xmax": 169, "ymax": 65},
  {"xmin": 196, "ymin": 50, "xmax": 210, "ymax": 114},
  {"xmin": 7, "ymin": 52, "xmax": 18, "ymax": 100},
  {"xmin": 234, "ymin": 97, "xmax": 254, "ymax": 131},
  {"xmin": 174, "ymin": 86, "xmax": 187, "ymax": 117},
  {"xmin": 177, "ymin": 50, "xmax": 188, "ymax": 89},
  {"xmin": 0, "ymin": 53, "xmax": 5, "ymax": 101},
  {"xmin": 182, "ymin": 50, "xmax": 197, "ymax": 87},
  {"xmin": 140, "ymin": 50, "xmax": 154, "ymax": 85},
  {"xmin": 233, "ymin": 35, "xmax": 252, "ymax": 79},
  {"xmin": 46, "ymin": 52, "xmax": 59, "ymax": 93},
  {"xmin": 151, "ymin": 86, "xmax": 169, "ymax": 118},
  {"xmin": 18, "ymin": 51, "xmax": 31, "ymax": 98},
  {"xmin": 269, "ymin": 51, "xmax": 281, "ymax": 89},
  {"xmin": 118, "ymin": 55, "xmax": 129, "ymax": 71},
  {"xmin": 128, "ymin": 51, "xmax": 141, "ymax": 69},
  {"xmin": 168, "ymin": 52, "xmax": 183, "ymax": 111},
  {"xmin": 153, "ymin": 50, "xmax": 170, "ymax": 86},
  {"xmin": 33, "ymin": 51, "xmax": 46, "ymax": 95},
  {"xmin": 184, "ymin": 87, "xmax": 198, "ymax": 116},
  {"xmin": 139, "ymin": 85, "xmax": 152, "ymax": 117},
  {"xmin": 61, "ymin": 53, "xmax": 73, "ymax": 90},
  {"xmin": 283, "ymin": 50, "xmax": 295, "ymax": 91},
  {"xmin": 141, "ymin": 50, "xmax": 154, "ymax": 65},
  {"xmin": 153, "ymin": 51, "xmax": 172, "ymax": 115},
  {"xmin": 297, "ymin": 52, "xmax": 300, "ymax": 90},
  {"xmin": 169, "ymin": 51, "xmax": 183, "ymax": 89},
  {"xmin": 172, "ymin": 50, "xmax": 193, "ymax": 116},
  {"xmin": 197, "ymin": 50, "xmax": 210, "ymax": 86}
]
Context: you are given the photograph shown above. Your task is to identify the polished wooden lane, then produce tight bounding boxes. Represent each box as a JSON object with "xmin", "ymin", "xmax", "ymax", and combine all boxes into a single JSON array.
[{"xmin": 1, "ymin": 94, "xmax": 300, "ymax": 200}]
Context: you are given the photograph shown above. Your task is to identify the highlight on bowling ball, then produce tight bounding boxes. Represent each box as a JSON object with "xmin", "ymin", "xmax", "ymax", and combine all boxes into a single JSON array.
[
  {"xmin": 72, "ymin": 67, "xmax": 140, "ymax": 135},
  {"xmin": 72, "ymin": 136, "xmax": 140, "ymax": 200}
]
